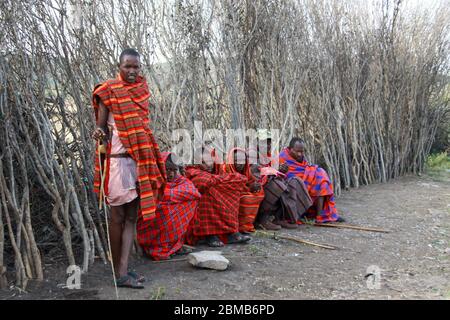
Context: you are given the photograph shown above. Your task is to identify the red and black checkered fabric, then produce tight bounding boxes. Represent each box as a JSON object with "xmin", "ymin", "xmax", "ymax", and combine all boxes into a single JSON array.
[
  {"xmin": 136, "ymin": 175, "xmax": 200, "ymax": 260},
  {"xmin": 221, "ymin": 148, "xmax": 265, "ymax": 233},
  {"xmin": 184, "ymin": 166, "xmax": 247, "ymax": 245}
]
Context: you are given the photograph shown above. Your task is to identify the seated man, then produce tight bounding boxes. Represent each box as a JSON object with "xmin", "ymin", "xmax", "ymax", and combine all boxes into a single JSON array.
[
  {"xmin": 279, "ymin": 137, "xmax": 345, "ymax": 223},
  {"xmin": 221, "ymin": 148, "xmax": 265, "ymax": 233},
  {"xmin": 253, "ymin": 133, "xmax": 313, "ymax": 230},
  {"xmin": 184, "ymin": 148, "xmax": 251, "ymax": 247},
  {"xmin": 136, "ymin": 152, "xmax": 201, "ymax": 260}
]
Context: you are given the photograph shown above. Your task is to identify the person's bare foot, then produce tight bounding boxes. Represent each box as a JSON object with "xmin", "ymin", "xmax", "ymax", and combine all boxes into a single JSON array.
[
  {"xmin": 116, "ymin": 275, "xmax": 144, "ymax": 289},
  {"xmin": 127, "ymin": 271, "xmax": 146, "ymax": 283}
]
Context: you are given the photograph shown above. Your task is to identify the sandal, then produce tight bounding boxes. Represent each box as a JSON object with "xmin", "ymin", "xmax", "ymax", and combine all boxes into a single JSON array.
[
  {"xmin": 170, "ymin": 246, "xmax": 193, "ymax": 258},
  {"xmin": 227, "ymin": 232, "xmax": 251, "ymax": 244},
  {"xmin": 127, "ymin": 271, "xmax": 146, "ymax": 283},
  {"xmin": 205, "ymin": 235, "xmax": 224, "ymax": 247},
  {"xmin": 177, "ymin": 246, "xmax": 193, "ymax": 255},
  {"xmin": 116, "ymin": 275, "xmax": 144, "ymax": 289}
]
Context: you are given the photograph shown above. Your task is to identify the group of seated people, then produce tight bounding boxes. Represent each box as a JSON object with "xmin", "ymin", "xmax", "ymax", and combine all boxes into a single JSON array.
[{"xmin": 137, "ymin": 137, "xmax": 345, "ymax": 261}]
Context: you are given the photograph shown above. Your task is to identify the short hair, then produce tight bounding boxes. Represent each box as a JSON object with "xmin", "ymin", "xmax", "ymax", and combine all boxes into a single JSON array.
[
  {"xmin": 288, "ymin": 137, "xmax": 305, "ymax": 149},
  {"xmin": 119, "ymin": 48, "xmax": 140, "ymax": 64}
]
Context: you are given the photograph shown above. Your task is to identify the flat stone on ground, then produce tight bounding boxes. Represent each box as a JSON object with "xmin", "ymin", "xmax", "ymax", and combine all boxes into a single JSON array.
[{"xmin": 187, "ymin": 251, "xmax": 230, "ymax": 271}]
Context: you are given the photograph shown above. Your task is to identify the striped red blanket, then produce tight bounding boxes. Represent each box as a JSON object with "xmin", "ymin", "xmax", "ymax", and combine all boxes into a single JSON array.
[
  {"xmin": 92, "ymin": 74, "xmax": 166, "ymax": 221},
  {"xmin": 279, "ymin": 148, "xmax": 340, "ymax": 222}
]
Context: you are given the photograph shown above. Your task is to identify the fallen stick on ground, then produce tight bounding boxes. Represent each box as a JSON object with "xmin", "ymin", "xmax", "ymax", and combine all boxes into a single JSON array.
[
  {"xmin": 313, "ymin": 223, "xmax": 390, "ymax": 233},
  {"xmin": 152, "ymin": 258, "xmax": 188, "ymax": 263},
  {"xmin": 255, "ymin": 230, "xmax": 336, "ymax": 250},
  {"xmin": 182, "ymin": 244, "xmax": 196, "ymax": 250}
]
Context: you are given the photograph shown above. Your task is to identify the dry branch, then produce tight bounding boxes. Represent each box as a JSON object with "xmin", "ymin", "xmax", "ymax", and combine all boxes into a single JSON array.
[
  {"xmin": 255, "ymin": 231, "xmax": 337, "ymax": 250},
  {"xmin": 0, "ymin": 0, "xmax": 448, "ymax": 288},
  {"xmin": 313, "ymin": 223, "xmax": 390, "ymax": 233}
]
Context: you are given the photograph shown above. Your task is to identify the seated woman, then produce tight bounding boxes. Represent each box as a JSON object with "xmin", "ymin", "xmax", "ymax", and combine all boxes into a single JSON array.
[
  {"xmin": 136, "ymin": 152, "xmax": 201, "ymax": 260},
  {"xmin": 221, "ymin": 148, "xmax": 265, "ymax": 234},
  {"xmin": 279, "ymin": 137, "xmax": 345, "ymax": 223},
  {"xmin": 184, "ymin": 148, "xmax": 251, "ymax": 247}
]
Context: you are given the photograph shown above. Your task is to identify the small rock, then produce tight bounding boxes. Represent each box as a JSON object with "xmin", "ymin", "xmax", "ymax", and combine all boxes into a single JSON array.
[
  {"xmin": 445, "ymin": 248, "xmax": 450, "ymax": 255},
  {"xmin": 187, "ymin": 251, "xmax": 230, "ymax": 271}
]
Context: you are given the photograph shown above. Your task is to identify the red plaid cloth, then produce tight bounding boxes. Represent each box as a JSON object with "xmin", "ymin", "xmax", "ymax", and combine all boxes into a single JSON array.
[
  {"xmin": 221, "ymin": 148, "xmax": 265, "ymax": 233},
  {"xmin": 136, "ymin": 175, "xmax": 200, "ymax": 260},
  {"xmin": 92, "ymin": 74, "xmax": 166, "ymax": 221},
  {"xmin": 184, "ymin": 166, "xmax": 247, "ymax": 245}
]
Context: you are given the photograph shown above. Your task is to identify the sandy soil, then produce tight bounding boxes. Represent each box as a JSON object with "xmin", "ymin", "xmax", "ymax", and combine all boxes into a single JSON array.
[{"xmin": 1, "ymin": 173, "xmax": 449, "ymax": 300}]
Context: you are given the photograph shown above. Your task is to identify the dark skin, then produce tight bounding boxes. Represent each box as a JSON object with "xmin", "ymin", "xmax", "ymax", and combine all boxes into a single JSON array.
[
  {"xmin": 92, "ymin": 54, "xmax": 141, "ymax": 140},
  {"xmin": 166, "ymin": 162, "xmax": 178, "ymax": 182},
  {"xmin": 250, "ymin": 165, "xmax": 261, "ymax": 180},
  {"xmin": 279, "ymin": 163, "xmax": 289, "ymax": 174},
  {"xmin": 288, "ymin": 141, "xmax": 325, "ymax": 214},
  {"xmin": 249, "ymin": 166, "xmax": 262, "ymax": 193},
  {"xmin": 92, "ymin": 54, "xmax": 147, "ymax": 282},
  {"xmin": 233, "ymin": 150, "xmax": 261, "ymax": 193},
  {"xmin": 118, "ymin": 54, "xmax": 140, "ymax": 83},
  {"xmin": 178, "ymin": 165, "xmax": 186, "ymax": 176},
  {"xmin": 233, "ymin": 150, "xmax": 246, "ymax": 173},
  {"xmin": 108, "ymin": 198, "xmax": 139, "ymax": 279},
  {"xmin": 288, "ymin": 141, "xmax": 306, "ymax": 163}
]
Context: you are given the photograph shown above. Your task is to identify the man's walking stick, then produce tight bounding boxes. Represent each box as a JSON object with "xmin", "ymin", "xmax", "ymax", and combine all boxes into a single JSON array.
[
  {"xmin": 313, "ymin": 223, "xmax": 390, "ymax": 233},
  {"xmin": 98, "ymin": 143, "xmax": 119, "ymax": 299}
]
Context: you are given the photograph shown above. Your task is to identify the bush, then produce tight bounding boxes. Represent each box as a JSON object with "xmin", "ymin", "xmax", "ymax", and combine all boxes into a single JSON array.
[{"xmin": 426, "ymin": 152, "xmax": 450, "ymax": 170}]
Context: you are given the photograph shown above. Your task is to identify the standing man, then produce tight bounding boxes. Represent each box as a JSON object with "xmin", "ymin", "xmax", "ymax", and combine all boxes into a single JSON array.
[{"xmin": 92, "ymin": 48, "xmax": 166, "ymax": 288}]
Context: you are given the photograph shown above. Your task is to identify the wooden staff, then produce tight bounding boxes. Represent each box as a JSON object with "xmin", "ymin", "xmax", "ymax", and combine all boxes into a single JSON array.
[
  {"xmin": 98, "ymin": 143, "xmax": 119, "ymax": 300},
  {"xmin": 152, "ymin": 258, "xmax": 188, "ymax": 263},
  {"xmin": 255, "ymin": 230, "xmax": 336, "ymax": 250},
  {"xmin": 98, "ymin": 143, "xmax": 107, "ymax": 210},
  {"xmin": 313, "ymin": 223, "xmax": 390, "ymax": 233}
]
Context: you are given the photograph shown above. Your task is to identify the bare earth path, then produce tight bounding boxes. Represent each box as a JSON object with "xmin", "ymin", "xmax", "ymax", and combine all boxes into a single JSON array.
[{"xmin": 2, "ymin": 174, "xmax": 450, "ymax": 300}]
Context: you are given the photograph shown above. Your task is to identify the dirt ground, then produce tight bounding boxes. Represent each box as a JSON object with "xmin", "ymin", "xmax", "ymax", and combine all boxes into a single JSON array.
[{"xmin": 1, "ymin": 173, "xmax": 449, "ymax": 300}]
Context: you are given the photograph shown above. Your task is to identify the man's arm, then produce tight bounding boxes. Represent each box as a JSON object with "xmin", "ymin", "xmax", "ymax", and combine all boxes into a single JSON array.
[
  {"xmin": 92, "ymin": 100, "xmax": 109, "ymax": 141},
  {"xmin": 279, "ymin": 163, "xmax": 289, "ymax": 174}
]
